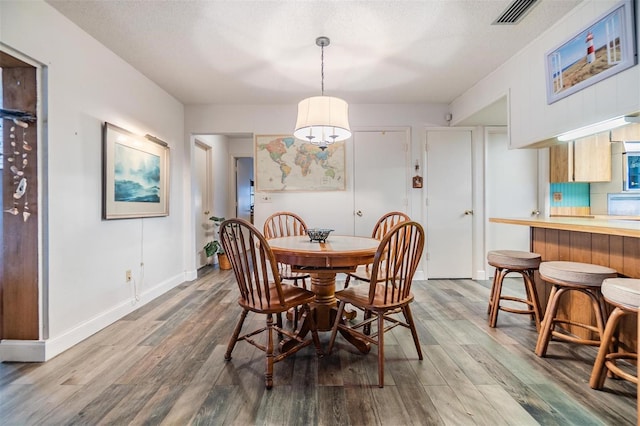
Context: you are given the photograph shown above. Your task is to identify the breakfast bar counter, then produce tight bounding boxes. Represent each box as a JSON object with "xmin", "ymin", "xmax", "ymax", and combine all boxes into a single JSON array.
[
  {"xmin": 490, "ymin": 216, "xmax": 640, "ymax": 238},
  {"xmin": 490, "ymin": 216, "xmax": 640, "ymax": 351}
]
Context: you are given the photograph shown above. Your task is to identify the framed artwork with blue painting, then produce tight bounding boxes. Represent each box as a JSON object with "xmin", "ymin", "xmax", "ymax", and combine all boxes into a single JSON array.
[{"xmin": 103, "ymin": 122, "xmax": 170, "ymax": 219}]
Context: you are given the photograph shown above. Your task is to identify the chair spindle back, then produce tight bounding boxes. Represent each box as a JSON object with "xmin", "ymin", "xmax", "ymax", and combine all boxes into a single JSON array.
[
  {"xmin": 372, "ymin": 211, "xmax": 410, "ymax": 240},
  {"xmin": 220, "ymin": 218, "xmax": 285, "ymax": 310},
  {"xmin": 368, "ymin": 221, "xmax": 424, "ymax": 305},
  {"xmin": 263, "ymin": 212, "xmax": 307, "ymax": 239}
]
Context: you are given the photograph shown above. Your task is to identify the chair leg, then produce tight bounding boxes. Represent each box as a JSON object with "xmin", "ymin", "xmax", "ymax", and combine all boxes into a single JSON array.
[
  {"xmin": 363, "ymin": 309, "xmax": 373, "ymax": 335},
  {"xmin": 377, "ymin": 313, "xmax": 385, "ymax": 388},
  {"xmin": 225, "ymin": 309, "xmax": 248, "ymax": 361},
  {"xmin": 590, "ymin": 307, "xmax": 625, "ymax": 389},
  {"xmin": 265, "ymin": 313, "xmax": 275, "ymax": 390},
  {"xmin": 303, "ymin": 303, "xmax": 323, "ymax": 356},
  {"xmin": 276, "ymin": 313, "xmax": 284, "ymax": 340},
  {"xmin": 327, "ymin": 301, "xmax": 347, "ymax": 354},
  {"xmin": 403, "ymin": 305, "xmax": 423, "ymax": 359}
]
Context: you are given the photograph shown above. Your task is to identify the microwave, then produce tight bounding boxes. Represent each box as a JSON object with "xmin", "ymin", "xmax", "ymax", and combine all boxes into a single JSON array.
[
  {"xmin": 623, "ymin": 152, "xmax": 640, "ymax": 190},
  {"xmin": 623, "ymin": 142, "xmax": 640, "ymax": 191}
]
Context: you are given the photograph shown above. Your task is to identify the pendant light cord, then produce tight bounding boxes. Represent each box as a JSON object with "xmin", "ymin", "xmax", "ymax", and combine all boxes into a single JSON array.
[{"xmin": 320, "ymin": 43, "xmax": 325, "ymax": 96}]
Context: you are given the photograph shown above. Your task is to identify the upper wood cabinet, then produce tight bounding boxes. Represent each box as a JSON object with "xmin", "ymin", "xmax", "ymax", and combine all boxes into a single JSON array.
[
  {"xmin": 610, "ymin": 123, "xmax": 640, "ymax": 142},
  {"xmin": 549, "ymin": 132, "xmax": 611, "ymax": 183}
]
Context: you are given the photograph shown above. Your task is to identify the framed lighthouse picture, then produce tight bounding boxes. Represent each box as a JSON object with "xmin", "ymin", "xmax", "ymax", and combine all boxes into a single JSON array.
[{"xmin": 545, "ymin": 0, "xmax": 636, "ymax": 104}]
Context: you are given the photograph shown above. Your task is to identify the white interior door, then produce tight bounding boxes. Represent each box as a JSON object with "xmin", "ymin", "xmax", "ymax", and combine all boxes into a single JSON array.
[
  {"xmin": 486, "ymin": 128, "xmax": 538, "ymax": 276},
  {"xmin": 353, "ymin": 130, "xmax": 409, "ymax": 236},
  {"xmin": 426, "ymin": 129, "xmax": 473, "ymax": 278},
  {"xmin": 195, "ymin": 141, "xmax": 212, "ymax": 268}
]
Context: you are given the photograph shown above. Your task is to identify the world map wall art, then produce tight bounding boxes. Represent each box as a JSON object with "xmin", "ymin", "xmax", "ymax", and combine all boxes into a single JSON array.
[
  {"xmin": 102, "ymin": 122, "xmax": 170, "ymax": 219},
  {"xmin": 254, "ymin": 134, "xmax": 346, "ymax": 192}
]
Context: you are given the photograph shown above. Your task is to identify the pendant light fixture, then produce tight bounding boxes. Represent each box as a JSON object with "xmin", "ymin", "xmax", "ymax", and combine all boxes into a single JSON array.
[{"xmin": 294, "ymin": 36, "xmax": 351, "ymax": 150}]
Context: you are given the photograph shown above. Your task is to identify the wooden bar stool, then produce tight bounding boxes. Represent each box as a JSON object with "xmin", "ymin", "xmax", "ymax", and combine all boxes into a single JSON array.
[
  {"xmin": 535, "ymin": 261, "xmax": 617, "ymax": 357},
  {"xmin": 590, "ymin": 278, "xmax": 639, "ymax": 390},
  {"xmin": 487, "ymin": 250, "xmax": 542, "ymax": 330}
]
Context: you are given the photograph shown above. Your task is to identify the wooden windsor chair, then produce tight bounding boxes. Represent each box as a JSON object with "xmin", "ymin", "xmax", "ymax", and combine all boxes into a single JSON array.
[
  {"xmin": 221, "ymin": 218, "xmax": 322, "ymax": 389},
  {"xmin": 328, "ymin": 220, "xmax": 425, "ymax": 387},
  {"xmin": 343, "ymin": 211, "xmax": 410, "ymax": 289}
]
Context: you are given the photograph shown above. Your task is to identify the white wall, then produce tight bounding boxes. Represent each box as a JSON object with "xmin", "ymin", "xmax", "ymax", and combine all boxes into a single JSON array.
[
  {"xmin": 0, "ymin": 1, "xmax": 186, "ymax": 361},
  {"xmin": 451, "ymin": 0, "xmax": 640, "ymax": 148},
  {"xmin": 184, "ymin": 103, "xmax": 450, "ymax": 277}
]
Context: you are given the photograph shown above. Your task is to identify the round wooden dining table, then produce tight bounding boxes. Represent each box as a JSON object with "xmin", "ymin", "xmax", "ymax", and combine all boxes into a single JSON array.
[{"xmin": 268, "ymin": 234, "xmax": 380, "ymax": 353}]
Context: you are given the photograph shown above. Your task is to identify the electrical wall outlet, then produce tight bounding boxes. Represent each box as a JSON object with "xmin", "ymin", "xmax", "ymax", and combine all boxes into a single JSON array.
[{"xmin": 126, "ymin": 270, "xmax": 132, "ymax": 283}]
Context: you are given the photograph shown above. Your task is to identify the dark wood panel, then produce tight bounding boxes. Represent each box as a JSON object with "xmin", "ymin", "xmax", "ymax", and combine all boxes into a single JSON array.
[
  {"xmin": 610, "ymin": 235, "xmax": 625, "ymax": 275},
  {"xmin": 623, "ymin": 237, "xmax": 640, "ymax": 278},
  {"xmin": 591, "ymin": 234, "xmax": 610, "ymax": 267},
  {"xmin": 2, "ymin": 65, "xmax": 39, "ymax": 340}
]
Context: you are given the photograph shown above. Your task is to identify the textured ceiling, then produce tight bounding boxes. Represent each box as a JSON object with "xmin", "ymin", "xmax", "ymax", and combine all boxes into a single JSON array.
[{"xmin": 46, "ymin": 0, "xmax": 583, "ymax": 108}]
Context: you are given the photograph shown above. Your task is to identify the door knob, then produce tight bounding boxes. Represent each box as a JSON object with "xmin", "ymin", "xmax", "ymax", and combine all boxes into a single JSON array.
[
  {"xmin": 531, "ymin": 210, "xmax": 540, "ymax": 216},
  {"xmin": 464, "ymin": 210, "xmax": 473, "ymax": 215},
  {"xmin": 204, "ymin": 211, "xmax": 210, "ymax": 215},
  {"xmin": 356, "ymin": 210, "xmax": 363, "ymax": 217}
]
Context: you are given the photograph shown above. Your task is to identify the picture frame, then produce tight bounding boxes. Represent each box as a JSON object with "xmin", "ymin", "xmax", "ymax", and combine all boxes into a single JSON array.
[
  {"xmin": 102, "ymin": 122, "xmax": 170, "ymax": 219},
  {"xmin": 545, "ymin": 0, "xmax": 636, "ymax": 105},
  {"xmin": 254, "ymin": 134, "xmax": 346, "ymax": 192}
]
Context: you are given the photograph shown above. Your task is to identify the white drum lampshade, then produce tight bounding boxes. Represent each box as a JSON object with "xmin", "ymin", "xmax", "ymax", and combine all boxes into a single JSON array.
[{"xmin": 294, "ymin": 96, "xmax": 351, "ymax": 146}]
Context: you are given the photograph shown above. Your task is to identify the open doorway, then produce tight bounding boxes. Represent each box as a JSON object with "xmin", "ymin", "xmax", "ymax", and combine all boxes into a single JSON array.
[
  {"xmin": 235, "ymin": 157, "xmax": 253, "ymax": 223},
  {"xmin": 192, "ymin": 134, "xmax": 253, "ymax": 270}
]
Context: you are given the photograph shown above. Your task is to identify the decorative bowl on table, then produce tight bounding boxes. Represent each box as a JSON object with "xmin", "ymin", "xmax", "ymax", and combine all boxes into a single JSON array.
[{"xmin": 306, "ymin": 228, "xmax": 334, "ymax": 243}]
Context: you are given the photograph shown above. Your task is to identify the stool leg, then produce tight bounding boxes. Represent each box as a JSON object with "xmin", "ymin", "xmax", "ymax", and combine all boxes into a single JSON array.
[
  {"xmin": 487, "ymin": 267, "xmax": 499, "ymax": 316},
  {"xmin": 523, "ymin": 269, "xmax": 542, "ymax": 331},
  {"xmin": 590, "ymin": 307, "xmax": 625, "ymax": 389},
  {"xmin": 489, "ymin": 268, "xmax": 506, "ymax": 328},
  {"xmin": 586, "ymin": 288, "xmax": 606, "ymax": 341},
  {"xmin": 535, "ymin": 285, "xmax": 566, "ymax": 357}
]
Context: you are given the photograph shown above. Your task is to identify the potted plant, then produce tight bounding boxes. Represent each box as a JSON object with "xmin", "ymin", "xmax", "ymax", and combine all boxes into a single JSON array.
[{"xmin": 204, "ymin": 216, "xmax": 231, "ymax": 270}]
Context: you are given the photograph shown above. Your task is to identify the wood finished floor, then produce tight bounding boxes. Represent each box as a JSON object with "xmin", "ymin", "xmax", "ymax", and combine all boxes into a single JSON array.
[{"xmin": 1, "ymin": 268, "xmax": 636, "ymax": 425}]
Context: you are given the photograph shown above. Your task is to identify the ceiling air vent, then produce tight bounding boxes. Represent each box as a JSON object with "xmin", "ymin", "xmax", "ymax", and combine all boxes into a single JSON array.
[{"xmin": 493, "ymin": 0, "xmax": 540, "ymax": 25}]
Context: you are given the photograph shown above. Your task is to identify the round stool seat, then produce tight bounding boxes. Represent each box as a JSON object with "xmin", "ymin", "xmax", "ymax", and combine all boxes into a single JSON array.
[
  {"xmin": 487, "ymin": 250, "xmax": 541, "ymax": 270},
  {"xmin": 535, "ymin": 261, "xmax": 617, "ymax": 357},
  {"xmin": 601, "ymin": 278, "xmax": 640, "ymax": 311},
  {"xmin": 486, "ymin": 250, "xmax": 542, "ymax": 329},
  {"xmin": 590, "ymin": 278, "xmax": 640, "ymax": 390},
  {"xmin": 539, "ymin": 261, "xmax": 617, "ymax": 287}
]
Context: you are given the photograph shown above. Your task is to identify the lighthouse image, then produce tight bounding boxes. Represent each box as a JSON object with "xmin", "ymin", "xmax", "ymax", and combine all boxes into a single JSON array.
[{"xmin": 586, "ymin": 31, "xmax": 596, "ymax": 63}]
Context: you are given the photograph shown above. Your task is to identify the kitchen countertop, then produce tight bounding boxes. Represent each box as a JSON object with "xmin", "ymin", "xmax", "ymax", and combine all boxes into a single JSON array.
[{"xmin": 490, "ymin": 216, "xmax": 640, "ymax": 238}]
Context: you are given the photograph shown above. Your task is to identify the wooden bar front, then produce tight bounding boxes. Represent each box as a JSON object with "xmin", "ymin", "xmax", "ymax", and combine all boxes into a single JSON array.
[{"xmin": 532, "ymin": 227, "xmax": 637, "ymax": 351}]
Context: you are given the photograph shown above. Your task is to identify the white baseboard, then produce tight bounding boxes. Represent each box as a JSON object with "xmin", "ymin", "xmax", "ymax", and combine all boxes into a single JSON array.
[
  {"xmin": 0, "ymin": 272, "xmax": 186, "ymax": 362},
  {"xmin": 474, "ymin": 269, "xmax": 487, "ymax": 280},
  {"xmin": 0, "ymin": 340, "xmax": 46, "ymax": 362},
  {"xmin": 184, "ymin": 268, "xmax": 198, "ymax": 281}
]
